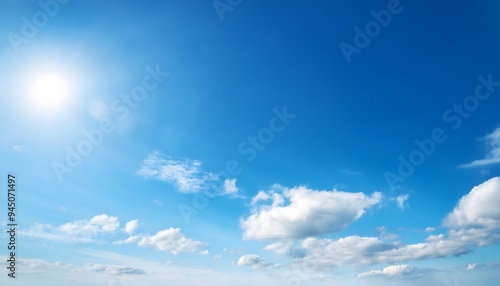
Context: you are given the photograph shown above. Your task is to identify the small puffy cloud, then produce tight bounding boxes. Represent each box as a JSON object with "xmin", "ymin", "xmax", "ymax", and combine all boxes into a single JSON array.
[
  {"xmin": 236, "ymin": 254, "xmax": 273, "ymax": 269},
  {"xmin": 425, "ymin": 227, "xmax": 435, "ymax": 232},
  {"xmin": 394, "ymin": 194, "xmax": 409, "ymax": 211},
  {"xmin": 57, "ymin": 214, "xmax": 119, "ymax": 237},
  {"xmin": 124, "ymin": 220, "xmax": 139, "ymax": 234},
  {"xmin": 460, "ymin": 128, "xmax": 500, "ymax": 168},
  {"xmin": 223, "ymin": 178, "xmax": 239, "ymax": 195},
  {"xmin": 138, "ymin": 228, "xmax": 203, "ymax": 255},
  {"xmin": 199, "ymin": 250, "xmax": 210, "ymax": 256},
  {"xmin": 241, "ymin": 185, "xmax": 382, "ymax": 240},
  {"xmin": 443, "ymin": 177, "xmax": 500, "ymax": 229},
  {"xmin": 137, "ymin": 151, "xmax": 218, "ymax": 193},
  {"xmin": 358, "ymin": 264, "xmax": 415, "ymax": 278},
  {"xmin": 213, "ymin": 254, "xmax": 222, "ymax": 260}
]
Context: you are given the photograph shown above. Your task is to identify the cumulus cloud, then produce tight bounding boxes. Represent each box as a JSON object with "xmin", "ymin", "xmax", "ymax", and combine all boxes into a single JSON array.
[
  {"xmin": 460, "ymin": 128, "xmax": 500, "ymax": 168},
  {"xmin": 124, "ymin": 220, "xmax": 139, "ymax": 234},
  {"xmin": 138, "ymin": 228, "xmax": 203, "ymax": 255},
  {"xmin": 276, "ymin": 178, "xmax": 500, "ymax": 269},
  {"xmin": 21, "ymin": 214, "xmax": 121, "ymax": 243},
  {"xmin": 199, "ymin": 250, "xmax": 210, "ymax": 256},
  {"xmin": 443, "ymin": 177, "xmax": 500, "ymax": 230},
  {"xmin": 241, "ymin": 185, "xmax": 382, "ymax": 240},
  {"xmin": 425, "ymin": 227, "xmax": 435, "ymax": 232},
  {"xmin": 358, "ymin": 264, "xmax": 416, "ymax": 278},
  {"xmin": 58, "ymin": 214, "xmax": 119, "ymax": 235},
  {"xmin": 236, "ymin": 254, "xmax": 275, "ymax": 269}
]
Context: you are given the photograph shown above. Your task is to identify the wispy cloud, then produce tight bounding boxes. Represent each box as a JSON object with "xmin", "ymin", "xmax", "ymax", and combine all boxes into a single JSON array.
[
  {"xmin": 460, "ymin": 128, "xmax": 500, "ymax": 168},
  {"xmin": 137, "ymin": 151, "xmax": 242, "ymax": 197},
  {"xmin": 137, "ymin": 151, "xmax": 218, "ymax": 193}
]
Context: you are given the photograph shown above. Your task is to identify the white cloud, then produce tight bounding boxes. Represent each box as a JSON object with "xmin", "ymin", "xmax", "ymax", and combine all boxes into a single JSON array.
[
  {"xmin": 153, "ymin": 199, "xmax": 163, "ymax": 206},
  {"xmin": 264, "ymin": 241, "xmax": 293, "ymax": 255},
  {"xmin": 465, "ymin": 262, "xmax": 499, "ymax": 271},
  {"xmin": 213, "ymin": 254, "xmax": 222, "ymax": 260},
  {"xmin": 236, "ymin": 254, "xmax": 274, "ymax": 269},
  {"xmin": 358, "ymin": 264, "xmax": 416, "ymax": 278},
  {"xmin": 223, "ymin": 178, "xmax": 239, "ymax": 194},
  {"xmin": 58, "ymin": 214, "xmax": 119, "ymax": 236},
  {"xmin": 199, "ymin": 250, "xmax": 210, "ymax": 256},
  {"xmin": 460, "ymin": 127, "xmax": 500, "ymax": 168},
  {"xmin": 21, "ymin": 214, "xmax": 121, "ymax": 243},
  {"xmin": 137, "ymin": 151, "xmax": 218, "ymax": 193},
  {"xmin": 112, "ymin": 235, "xmax": 140, "ymax": 245},
  {"xmin": 467, "ymin": 263, "xmax": 477, "ymax": 270},
  {"xmin": 443, "ymin": 177, "xmax": 500, "ymax": 230},
  {"xmin": 138, "ymin": 228, "xmax": 203, "ymax": 255},
  {"xmin": 282, "ymin": 177, "xmax": 500, "ymax": 269},
  {"xmin": 241, "ymin": 185, "xmax": 382, "ymax": 240},
  {"xmin": 425, "ymin": 227, "xmax": 435, "ymax": 232},
  {"xmin": 124, "ymin": 220, "xmax": 139, "ymax": 234},
  {"xmin": 394, "ymin": 194, "xmax": 409, "ymax": 211}
]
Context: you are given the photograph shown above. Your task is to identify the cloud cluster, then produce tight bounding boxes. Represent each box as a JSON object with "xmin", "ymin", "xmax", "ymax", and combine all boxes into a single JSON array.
[
  {"xmin": 138, "ymin": 228, "xmax": 203, "ymax": 255},
  {"xmin": 262, "ymin": 177, "xmax": 500, "ymax": 269},
  {"xmin": 21, "ymin": 215, "xmax": 205, "ymax": 255},
  {"xmin": 241, "ymin": 185, "xmax": 382, "ymax": 240}
]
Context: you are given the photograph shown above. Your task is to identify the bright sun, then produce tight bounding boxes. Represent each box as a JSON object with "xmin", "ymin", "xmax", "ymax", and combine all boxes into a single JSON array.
[{"xmin": 31, "ymin": 73, "xmax": 71, "ymax": 109}]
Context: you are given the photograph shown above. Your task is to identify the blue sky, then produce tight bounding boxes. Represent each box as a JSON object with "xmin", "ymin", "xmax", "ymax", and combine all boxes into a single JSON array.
[{"xmin": 1, "ymin": 0, "xmax": 500, "ymax": 285}]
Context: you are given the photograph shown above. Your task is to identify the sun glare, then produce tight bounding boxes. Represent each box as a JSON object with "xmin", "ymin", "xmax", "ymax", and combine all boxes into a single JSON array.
[{"xmin": 31, "ymin": 73, "xmax": 71, "ymax": 109}]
